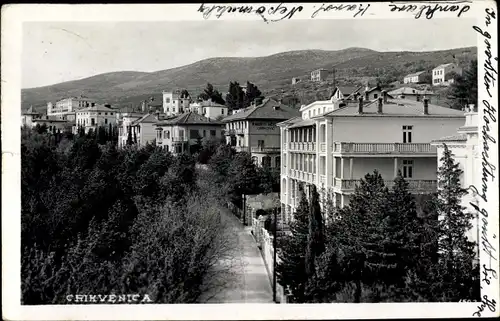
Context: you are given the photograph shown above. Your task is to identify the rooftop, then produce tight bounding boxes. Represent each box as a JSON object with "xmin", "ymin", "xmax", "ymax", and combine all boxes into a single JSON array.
[
  {"xmin": 222, "ymin": 98, "xmax": 300, "ymax": 122},
  {"xmin": 130, "ymin": 113, "xmax": 159, "ymax": 126},
  {"xmin": 388, "ymin": 87, "xmax": 434, "ymax": 96},
  {"xmin": 431, "ymin": 134, "xmax": 467, "ymax": 143},
  {"xmin": 78, "ymin": 104, "xmax": 114, "ymax": 112},
  {"xmin": 404, "ymin": 71, "xmax": 426, "ymax": 78},
  {"xmin": 433, "ymin": 63, "xmax": 456, "ymax": 70},
  {"xmin": 156, "ymin": 112, "xmax": 222, "ymax": 126},
  {"xmin": 323, "ymin": 98, "xmax": 465, "ymax": 118}
]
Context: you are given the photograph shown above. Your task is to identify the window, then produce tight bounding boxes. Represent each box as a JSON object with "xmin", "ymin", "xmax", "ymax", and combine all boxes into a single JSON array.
[
  {"xmin": 179, "ymin": 129, "xmax": 184, "ymax": 139},
  {"xmin": 98, "ymin": 112, "xmax": 101, "ymax": 115},
  {"xmin": 251, "ymin": 156, "xmax": 258, "ymax": 165},
  {"xmin": 105, "ymin": 119, "xmax": 108, "ymax": 124},
  {"xmin": 111, "ymin": 113, "xmax": 114, "ymax": 116},
  {"xmin": 402, "ymin": 160, "xmax": 413, "ymax": 178},
  {"xmin": 221, "ymin": 109, "xmax": 224, "ymax": 115},
  {"xmin": 165, "ymin": 98, "xmax": 170, "ymax": 103},
  {"xmin": 203, "ymin": 130, "xmax": 206, "ymax": 137},
  {"xmin": 210, "ymin": 130, "xmax": 216, "ymax": 137},
  {"xmin": 262, "ymin": 156, "xmax": 271, "ymax": 168},
  {"xmin": 190, "ymin": 129, "xmax": 199, "ymax": 139},
  {"xmin": 257, "ymin": 140, "xmax": 265, "ymax": 148},
  {"xmin": 402, "ymin": 125, "xmax": 413, "ymax": 143},
  {"xmin": 374, "ymin": 94, "xmax": 378, "ymax": 99},
  {"xmin": 105, "ymin": 112, "xmax": 108, "ymax": 115},
  {"xmin": 163, "ymin": 130, "xmax": 168, "ymax": 139},
  {"xmin": 91, "ymin": 118, "xmax": 95, "ymax": 126}
]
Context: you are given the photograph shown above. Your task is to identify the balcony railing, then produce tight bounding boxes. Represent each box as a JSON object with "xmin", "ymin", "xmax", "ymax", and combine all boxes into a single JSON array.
[
  {"xmin": 320, "ymin": 142, "xmax": 326, "ymax": 152},
  {"xmin": 235, "ymin": 128, "xmax": 245, "ymax": 135},
  {"xmin": 320, "ymin": 175, "xmax": 326, "ymax": 185},
  {"xmin": 251, "ymin": 146, "xmax": 281, "ymax": 153},
  {"xmin": 333, "ymin": 142, "xmax": 436, "ymax": 154},
  {"xmin": 334, "ymin": 178, "xmax": 437, "ymax": 193},
  {"xmin": 235, "ymin": 146, "xmax": 250, "ymax": 153},
  {"xmin": 172, "ymin": 136, "xmax": 187, "ymax": 142},
  {"xmin": 288, "ymin": 142, "xmax": 317, "ymax": 152},
  {"xmin": 283, "ymin": 142, "xmax": 287, "ymax": 150},
  {"xmin": 289, "ymin": 169, "xmax": 317, "ymax": 184}
]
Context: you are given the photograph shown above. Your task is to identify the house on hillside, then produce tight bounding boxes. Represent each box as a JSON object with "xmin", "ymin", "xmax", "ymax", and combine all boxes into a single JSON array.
[
  {"xmin": 162, "ymin": 90, "xmax": 191, "ymax": 116},
  {"xmin": 330, "ymin": 86, "xmax": 363, "ymax": 101},
  {"xmin": 48, "ymin": 95, "xmax": 97, "ymax": 121},
  {"xmin": 432, "ymin": 63, "xmax": 463, "ymax": 86},
  {"xmin": 311, "ymin": 68, "xmax": 329, "ymax": 82},
  {"xmin": 222, "ymin": 97, "xmax": 300, "ymax": 169},
  {"xmin": 278, "ymin": 91, "xmax": 465, "ymax": 222},
  {"xmin": 155, "ymin": 112, "xmax": 224, "ymax": 154},
  {"xmin": 403, "ymin": 71, "xmax": 427, "ymax": 84},
  {"xmin": 292, "ymin": 77, "xmax": 302, "ymax": 85}
]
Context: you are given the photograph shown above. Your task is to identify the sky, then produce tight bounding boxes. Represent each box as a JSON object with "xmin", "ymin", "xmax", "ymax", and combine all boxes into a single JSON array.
[{"xmin": 22, "ymin": 19, "xmax": 477, "ymax": 89}]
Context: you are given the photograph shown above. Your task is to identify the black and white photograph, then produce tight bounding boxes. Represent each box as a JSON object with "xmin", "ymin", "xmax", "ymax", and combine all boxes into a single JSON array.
[{"xmin": 1, "ymin": 2, "xmax": 499, "ymax": 320}]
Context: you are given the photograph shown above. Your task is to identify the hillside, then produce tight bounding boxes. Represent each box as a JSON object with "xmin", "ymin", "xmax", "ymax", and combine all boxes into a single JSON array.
[{"xmin": 22, "ymin": 46, "xmax": 477, "ymax": 112}]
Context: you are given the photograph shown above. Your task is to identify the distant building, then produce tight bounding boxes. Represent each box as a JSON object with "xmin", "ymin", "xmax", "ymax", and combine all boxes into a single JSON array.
[
  {"xmin": 431, "ymin": 105, "xmax": 479, "ymax": 256},
  {"xmin": 162, "ymin": 91, "xmax": 191, "ymax": 116},
  {"xmin": 222, "ymin": 97, "xmax": 300, "ymax": 169},
  {"xmin": 432, "ymin": 63, "xmax": 463, "ymax": 86},
  {"xmin": 188, "ymin": 99, "xmax": 228, "ymax": 120},
  {"xmin": 404, "ymin": 71, "xmax": 427, "ymax": 84},
  {"xmin": 48, "ymin": 96, "xmax": 97, "ymax": 121},
  {"xmin": 388, "ymin": 87, "xmax": 435, "ymax": 103},
  {"xmin": 330, "ymin": 86, "xmax": 363, "ymax": 101},
  {"xmin": 117, "ymin": 110, "xmax": 147, "ymax": 148},
  {"xmin": 21, "ymin": 106, "xmax": 43, "ymax": 127},
  {"xmin": 311, "ymin": 68, "xmax": 329, "ymax": 82},
  {"xmin": 155, "ymin": 112, "xmax": 224, "ymax": 154},
  {"xmin": 75, "ymin": 104, "xmax": 117, "ymax": 133},
  {"xmin": 292, "ymin": 77, "xmax": 301, "ymax": 85},
  {"xmin": 126, "ymin": 113, "xmax": 160, "ymax": 147},
  {"xmin": 32, "ymin": 115, "xmax": 71, "ymax": 132}
]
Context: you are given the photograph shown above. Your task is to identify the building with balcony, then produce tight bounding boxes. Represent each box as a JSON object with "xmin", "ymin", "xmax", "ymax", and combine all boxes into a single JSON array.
[
  {"xmin": 278, "ymin": 91, "xmax": 466, "ymax": 222},
  {"xmin": 48, "ymin": 96, "xmax": 97, "ymax": 121},
  {"xmin": 75, "ymin": 104, "xmax": 117, "ymax": 134},
  {"xmin": 403, "ymin": 71, "xmax": 428, "ymax": 84},
  {"xmin": 155, "ymin": 112, "xmax": 224, "ymax": 154},
  {"xmin": 311, "ymin": 68, "xmax": 329, "ymax": 82},
  {"xmin": 222, "ymin": 98, "xmax": 299, "ymax": 168},
  {"xmin": 431, "ymin": 105, "xmax": 479, "ymax": 247}
]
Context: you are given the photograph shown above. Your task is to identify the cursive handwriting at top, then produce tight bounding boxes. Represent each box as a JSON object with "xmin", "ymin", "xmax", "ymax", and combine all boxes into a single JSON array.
[
  {"xmin": 389, "ymin": 2, "xmax": 470, "ymax": 19},
  {"xmin": 197, "ymin": 3, "xmax": 303, "ymax": 22},
  {"xmin": 311, "ymin": 3, "xmax": 370, "ymax": 18}
]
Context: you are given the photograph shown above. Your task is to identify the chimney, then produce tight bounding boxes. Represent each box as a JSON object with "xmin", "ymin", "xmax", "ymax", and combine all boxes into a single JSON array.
[
  {"xmin": 377, "ymin": 97, "xmax": 383, "ymax": 114},
  {"xmin": 358, "ymin": 96, "xmax": 364, "ymax": 114},
  {"xmin": 382, "ymin": 90, "xmax": 388, "ymax": 104},
  {"xmin": 423, "ymin": 97, "xmax": 429, "ymax": 115}
]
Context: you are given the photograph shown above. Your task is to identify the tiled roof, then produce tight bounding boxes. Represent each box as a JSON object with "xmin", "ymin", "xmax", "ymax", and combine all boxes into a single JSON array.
[
  {"xmin": 433, "ymin": 63, "xmax": 455, "ymax": 70},
  {"xmin": 388, "ymin": 87, "xmax": 434, "ymax": 96},
  {"xmin": 431, "ymin": 134, "xmax": 467, "ymax": 143},
  {"xmin": 131, "ymin": 113, "xmax": 159, "ymax": 126},
  {"xmin": 277, "ymin": 116, "xmax": 302, "ymax": 127},
  {"xmin": 324, "ymin": 98, "xmax": 465, "ymax": 118},
  {"xmin": 288, "ymin": 119, "xmax": 316, "ymax": 129},
  {"xmin": 156, "ymin": 112, "xmax": 222, "ymax": 126},
  {"xmin": 79, "ymin": 104, "xmax": 114, "ymax": 112},
  {"xmin": 404, "ymin": 71, "xmax": 426, "ymax": 78},
  {"xmin": 222, "ymin": 98, "xmax": 300, "ymax": 122}
]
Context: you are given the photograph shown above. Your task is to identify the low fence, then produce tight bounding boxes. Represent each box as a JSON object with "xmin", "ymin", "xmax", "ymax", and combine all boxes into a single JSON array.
[{"xmin": 252, "ymin": 216, "xmax": 288, "ymax": 304}]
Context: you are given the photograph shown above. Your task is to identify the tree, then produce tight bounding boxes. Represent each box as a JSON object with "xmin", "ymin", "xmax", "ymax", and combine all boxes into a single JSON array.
[
  {"xmin": 198, "ymin": 83, "xmax": 225, "ymax": 105},
  {"xmin": 126, "ymin": 127, "xmax": 133, "ymax": 145},
  {"xmin": 432, "ymin": 144, "xmax": 479, "ymax": 301},
  {"xmin": 305, "ymin": 184, "xmax": 325, "ymax": 278},
  {"xmin": 133, "ymin": 130, "xmax": 138, "ymax": 144},
  {"xmin": 244, "ymin": 81, "xmax": 264, "ymax": 108},
  {"xmin": 225, "ymin": 81, "xmax": 245, "ymax": 111},
  {"xmin": 180, "ymin": 89, "xmax": 190, "ymax": 99},
  {"xmin": 227, "ymin": 152, "xmax": 261, "ymax": 200},
  {"xmin": 276, "ymin": 185, "xmax": 310, "ymax": 302},
  {"xmin": 447, "ymin": 59, "xmax": 478, "ymax": 110}
]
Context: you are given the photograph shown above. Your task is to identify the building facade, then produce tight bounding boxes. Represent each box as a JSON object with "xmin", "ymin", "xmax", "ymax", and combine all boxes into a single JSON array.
[
  {"xmin": 223, "ymin": 98, "xmax": 300, "ymax": 169},
  {"xmin": 75, "ymin": 104, "xmax": 117, "ymax": 133},
  {"xmin": 431, "ymin": 106, "xmax": 479, "ymax": 246},
  {"xmin": 403, "ymin": 71, "xmax": 427, "ymax": 84},
  {"xmin": 432, "ymin": 63, "xmax": 463, "ymax": 86},
  {"xmin": 310, "ymin": 69, "xmax": 329, "ymax": 82},
  {"xmin": 188, "ymin": 99, "xmax": 228, "ymax": 120},
  {"xmin": 117, "ymin": 111, "xmax": 147, "ymax": 148},
  {"xmin": 48, "ymin": 96, "xmax": 97, "ymax": 120},
  {"xmin": 155, "ymin": 112, "xmax": 224, "ymax": 154},
  {"xmin": 32, "ymin": 116, "xmax": 71, "ymax": 132},
  {"xmin": 162, "ymin": 91, "xmax": 191, "ymax": 116},
  {"xmin": 278, "ymin": 92, "xmax": 466, "ymax": 223},
  {"xmin": 21, "ymin": 106, "xmax": 43, "ymax": 128}
]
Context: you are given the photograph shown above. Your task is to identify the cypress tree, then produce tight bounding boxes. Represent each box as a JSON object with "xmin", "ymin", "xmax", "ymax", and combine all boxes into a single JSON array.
[
  {"xmin": 305, "ymin": 184, "xmax": 325, "ymax": 278},
  {"xmin": 276, "ymin": 184, "xmax": 309, "ymax": 303},
  {"xmin": 433, "ymin": 144, "xmax": 479, "ymax": 301},
  {"xmin": 126, "ymin": 127, "xmax": 133, "ymax": 145},
  {"xmin": 133, "ymin": 130, "xmax": 138, "ymax": 144}
]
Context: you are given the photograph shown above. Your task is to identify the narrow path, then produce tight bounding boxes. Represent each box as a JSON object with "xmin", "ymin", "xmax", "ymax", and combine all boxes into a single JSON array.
[{"xmin": 200, "ymin": 208, "xmax": 274, "ymax": 303}]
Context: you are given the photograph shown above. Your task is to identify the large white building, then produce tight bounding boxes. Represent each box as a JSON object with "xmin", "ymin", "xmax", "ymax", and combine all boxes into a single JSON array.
[
  {"xmin": 48, "ymin": 96, "xmax": 97, "ymax": 120},
  {"xmin": 188, "ymin": 99, "xmax": 228, "ymax": 120},
  {"xmin": 75, "ymin": 104, "xmax": 117, "ymax": 133},
  {"xmin": 278, "ymin": 92, "xmax": 466, "ymax": 222},
  {"xmin": 431, "ymin": 106, "xmax": 479, "ymax": 246}
]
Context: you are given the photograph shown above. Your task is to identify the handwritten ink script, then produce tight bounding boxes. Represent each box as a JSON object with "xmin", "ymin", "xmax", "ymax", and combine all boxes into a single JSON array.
[
  {"xmin": 470, "ymin": 6, "xmax": 498, "ymax": 318},
  {"xmin": 311, "ymin": 3, "xmax": 370, "ymax": 18},
  {"xmin": 198, "ymin": 3, "xmax": 303, "ymax": 21},
  {"xmin": 389, "ymin": 2, "xmax": 471, "ymax": 19}
]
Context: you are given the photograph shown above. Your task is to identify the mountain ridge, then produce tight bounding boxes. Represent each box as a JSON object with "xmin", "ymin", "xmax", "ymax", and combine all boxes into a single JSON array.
[{"xmin": 22, "ymin": 46, "xmax": 477, "ymax": 111}]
